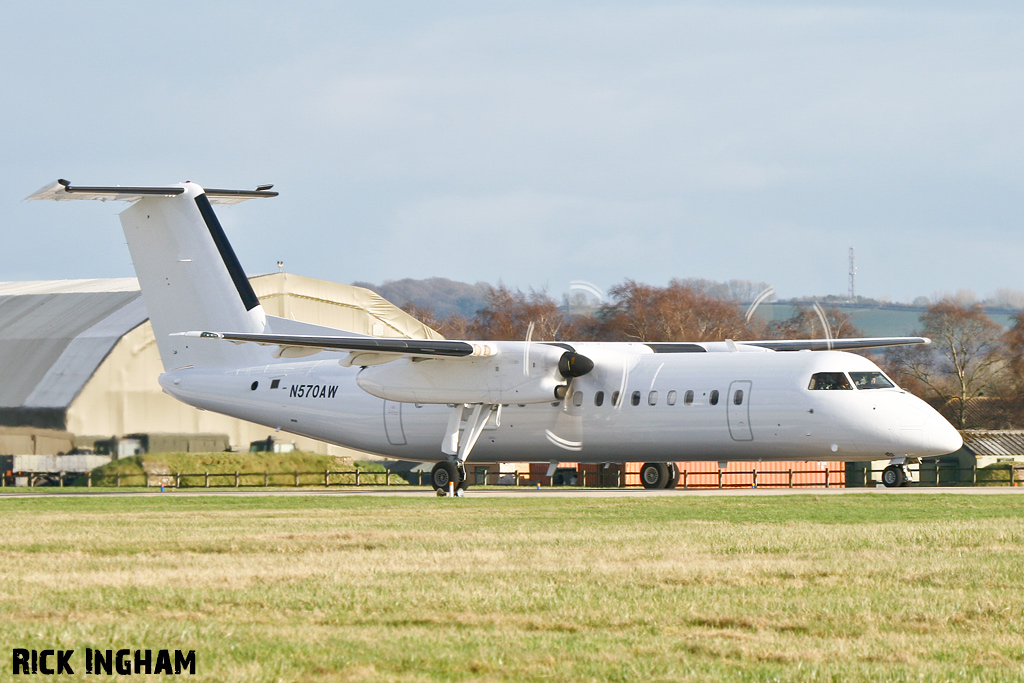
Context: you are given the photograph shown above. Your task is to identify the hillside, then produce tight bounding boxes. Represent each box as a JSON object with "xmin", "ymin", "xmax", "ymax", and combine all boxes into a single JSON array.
[
  {"xmin": 754, "ymin": 303, "xmax": 1017, "ymax": 337},
  {"xmin": 351, "ymin": 277, "xmax": 490, "ymax": 318}
]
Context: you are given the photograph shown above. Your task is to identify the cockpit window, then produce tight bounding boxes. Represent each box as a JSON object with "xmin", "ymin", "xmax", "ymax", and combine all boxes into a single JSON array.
[
  {"xmin": 808, "ymin": 372, "xmax": 853, "ymax": 390},
  {"xmin": 849, "ymin": 371, "xmax": 895, "ymax": 390}
]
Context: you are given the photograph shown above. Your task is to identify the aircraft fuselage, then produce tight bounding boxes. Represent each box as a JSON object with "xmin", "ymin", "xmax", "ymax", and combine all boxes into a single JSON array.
[{"xmin": 161, "ymin": 343, "xmax": 961, "ymax": 465}]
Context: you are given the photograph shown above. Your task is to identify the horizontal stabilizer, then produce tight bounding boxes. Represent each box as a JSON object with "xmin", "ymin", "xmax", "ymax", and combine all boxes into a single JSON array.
[
  {"xmin": 740, "ymin": 337, "xmax": 930, "ymax": 352},
  {"xmin": 26, "ymin": 179, "xmax": 278, "ymax": 204}
]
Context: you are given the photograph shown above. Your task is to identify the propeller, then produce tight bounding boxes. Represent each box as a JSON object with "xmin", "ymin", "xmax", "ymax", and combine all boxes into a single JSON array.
[
  {"xmin": 546, "ymin": 346, "xmax": 595, "ymax": 452},
  {"xmin": 810, "ymin": 301, "xmax": 835, "ymax": 350},
  {"xmin": 517, "ymin": 319, "xmax": 596, "ymax": 453},
  {"xmin": 744, "ymin": 286, "xmax": 776, "ymax": 324}
]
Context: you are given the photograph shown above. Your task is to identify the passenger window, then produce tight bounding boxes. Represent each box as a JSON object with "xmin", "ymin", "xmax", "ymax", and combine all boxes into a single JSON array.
[
  {"xmin": 733, "ymin": 389, "xmax": 743, "ymax": 405},
  {"xmin": 612, "ymin": 391, "xmax": 621, "ymax": 406},
  {"xmin": 684, "ymin": 390, "xmax": 694, "ymax": 405},
  {"xmin": 631, "ymin": 391, "xmax": 641, "ymax": 406},
  {"xmin": 710, "ymin": 390, "xmax": 719, "ymax": 406},
  {"xmin": 808, "ymin": 372, "xmax": 853, "ymax": 390},
  {"xmin": 667, "ymin": 390, "xmax": 677, "ymax": 406},
  {"xmin": 572, "ymin": 391, "xmax": 583, "ymax": 407},
  {"xmin": 648, "ymin": 391, "xmax": 658, "ymax": 406},
  {"xmin": 849, "ymin": 371, "xmax": 895, "ymax": 390},
  {"xmin": 594, "ymin": 391, "xmax": 604, "ymax": 407}
]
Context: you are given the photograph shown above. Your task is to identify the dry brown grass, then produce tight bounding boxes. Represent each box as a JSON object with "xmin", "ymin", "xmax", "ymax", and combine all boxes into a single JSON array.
[{"xmin": 2, "ymin": 494, "xmax": 1023, "ymax": 681}]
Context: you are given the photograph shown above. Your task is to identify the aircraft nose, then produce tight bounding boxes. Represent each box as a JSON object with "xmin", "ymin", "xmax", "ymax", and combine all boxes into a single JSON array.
[
  {"xmin": 894, "ymin": 396, "xmax": 963, "ymax": 456},
  {"xmin": 927, "ymin": 414, "xmax": 963, "ymax": 455}
]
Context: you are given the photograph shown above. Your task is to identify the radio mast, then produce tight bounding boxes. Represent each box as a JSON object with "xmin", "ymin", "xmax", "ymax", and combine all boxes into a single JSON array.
[{"xmin": 848, "ymin": 247, "xmax": 856, "ymax": 301}]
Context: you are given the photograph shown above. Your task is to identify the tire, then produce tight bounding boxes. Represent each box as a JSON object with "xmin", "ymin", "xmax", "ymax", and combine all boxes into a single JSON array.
[
  {"xmin": 640, "ymin": 462, "xmax": 669, "ymax": 489},
  {"xmin": 882, "ymin": 465, "xmax": 905, "ymax": 488},
  {"xmin": 430, "ymin": 461, "xmax": 460, "ymax": 491},
  {"xmin": 663, "ymin": 463, "xmax": 680, "ymax": 489}
]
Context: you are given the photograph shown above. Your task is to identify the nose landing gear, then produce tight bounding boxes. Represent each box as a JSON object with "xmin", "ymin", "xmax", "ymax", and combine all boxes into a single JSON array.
[
  {"xmin": 881, "ymin": 464, "xmax": 908, "ymax": 488},
  {"xmin": 881, "ymin": 455, "xmax": 918, "ymax": 488}
]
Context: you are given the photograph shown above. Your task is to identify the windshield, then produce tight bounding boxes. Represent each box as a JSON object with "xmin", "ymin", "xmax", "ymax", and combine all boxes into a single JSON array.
[
  {"xmin": 849, "ymin": 371, "xmax": 896, "ymax": 390},
  {"xmin": 808, "ymin": 372, "xmax": 852, "ymax": 390}
]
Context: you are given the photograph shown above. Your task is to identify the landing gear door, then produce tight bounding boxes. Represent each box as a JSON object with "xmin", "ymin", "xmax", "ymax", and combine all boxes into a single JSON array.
[
  {"xmin": 384, "ymin": 400, "xmax": 407, "ymax": 445},
  {"xmin": 727, "ymin": 380, "xmax": 753, "ymax": 442}
]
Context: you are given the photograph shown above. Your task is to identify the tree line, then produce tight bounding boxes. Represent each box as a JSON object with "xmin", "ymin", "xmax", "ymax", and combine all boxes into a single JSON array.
[
  {"xmin": 885, "ymin": 302, "xmax": 1024, "ymax": 429},
  {"xmin": 403, "ymin": 280, "xmax": 1024, "ymax": 430}
]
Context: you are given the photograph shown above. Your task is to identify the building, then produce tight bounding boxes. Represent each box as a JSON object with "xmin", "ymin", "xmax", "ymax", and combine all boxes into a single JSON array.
[
  {"xmin": 957, "ymin": 431, "xmax": 1024, "ymax": 466},
  {"xmin": 0, "ymin": 273, "xmax": 440, "ymax": 456}
]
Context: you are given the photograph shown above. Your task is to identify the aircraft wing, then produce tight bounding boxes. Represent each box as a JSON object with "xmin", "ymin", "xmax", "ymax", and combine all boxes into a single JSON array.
[
  {"xmin": 737, "ymin": 337, "xmax": 929, "ymax": 351},
  {"xmin": 185, "ymin": 331, "xmax": 929, "ymax": 357},
  {"xmin": 177, "ymin": 331, "xmax": 488, "ymax": 358}
]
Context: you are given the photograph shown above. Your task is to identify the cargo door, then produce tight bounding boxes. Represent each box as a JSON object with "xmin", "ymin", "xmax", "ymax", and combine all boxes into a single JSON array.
[{"xmin": 383, "ymin": 400, "xmax": 407, "ymax": 445}]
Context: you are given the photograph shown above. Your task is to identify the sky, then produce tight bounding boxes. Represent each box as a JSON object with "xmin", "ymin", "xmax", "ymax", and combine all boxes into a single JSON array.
[{"xmin": 2, "ymin": 2, "xmax": 1022, "ymax": 304}]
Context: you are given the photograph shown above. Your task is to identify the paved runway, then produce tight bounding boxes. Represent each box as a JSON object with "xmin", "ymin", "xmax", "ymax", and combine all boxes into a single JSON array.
[{"xmin": 2, "ymin": 486, "xmax": 1023, "ymax": 499}]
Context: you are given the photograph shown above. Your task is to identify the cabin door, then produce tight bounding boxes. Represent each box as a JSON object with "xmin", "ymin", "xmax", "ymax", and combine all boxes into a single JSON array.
[{"xmin": 727, "ymin": 380, "xmax": 753, "ymax": 441}]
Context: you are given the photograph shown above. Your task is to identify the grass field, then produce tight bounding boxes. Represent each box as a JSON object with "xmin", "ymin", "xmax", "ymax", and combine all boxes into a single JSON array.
[{"xmin": 2, "ymin": 493, "xmax": 1023, "ymax": 682}]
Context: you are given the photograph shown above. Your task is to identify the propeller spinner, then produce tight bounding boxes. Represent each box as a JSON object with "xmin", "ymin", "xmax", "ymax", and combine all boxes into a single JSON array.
[{"xmin": 558, "ymin": 351, "xmax": 595, "ymax": 379}]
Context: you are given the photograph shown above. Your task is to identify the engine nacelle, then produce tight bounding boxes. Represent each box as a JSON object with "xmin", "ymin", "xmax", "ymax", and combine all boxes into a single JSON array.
[{"xmin": 356, "ymin": 342, "xmax": 579, "ymax": 404}]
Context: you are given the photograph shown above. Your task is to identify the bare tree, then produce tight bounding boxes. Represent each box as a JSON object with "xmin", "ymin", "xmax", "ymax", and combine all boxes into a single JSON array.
[
  {"xmin": 670, "ymin": 277, "xmax": 774, "ymax": 303},
  {"xmin": 468, "ymin": 285, "xmax": 568, "ymax": 341},
  {"xmin": 1004, "ymin": 313, "xmax": 1024, "ymax": 423},
  {"xmin": 766, "ymin": 305, "xmax": 863, "ymax": 340},
  {"xmin": 886, "ymin": 301, "xmax": 1005, "ymax": 428},
  {"xmin": 597, "ymin": 280, "xmax": 753, "ymax": 342},
  {"xmin": 401, "ymin": 303, "xmax": 469, "ymax": 340}
]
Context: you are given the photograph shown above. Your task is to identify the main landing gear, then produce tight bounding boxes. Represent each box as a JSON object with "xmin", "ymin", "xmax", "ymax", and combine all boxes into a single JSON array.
[
  {"xmin": 430, "ymin": 460, "xmax": 469, "ymax": 494},
  {"xmin": 430, "ymin": 403, "xmax": 501, "ymax": 495},
  {"xmin": 640, "ymin": 462, "xmax": 681, "ymax": 489}
]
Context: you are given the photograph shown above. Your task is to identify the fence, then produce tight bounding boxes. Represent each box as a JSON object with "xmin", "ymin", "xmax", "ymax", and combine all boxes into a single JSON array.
[
  {"xmin": 2, "ymin": 468, "xmax": 400, "ymax": 488},
  {"xmin": 3, "ymin": 464, "xmax": 1023, "ymax": 489}
]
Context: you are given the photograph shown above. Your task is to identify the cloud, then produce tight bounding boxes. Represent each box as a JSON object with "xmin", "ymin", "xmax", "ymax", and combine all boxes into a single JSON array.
[{"xmin": 3, "ymin": 3, "xmax": 1023, "ymax": 302}]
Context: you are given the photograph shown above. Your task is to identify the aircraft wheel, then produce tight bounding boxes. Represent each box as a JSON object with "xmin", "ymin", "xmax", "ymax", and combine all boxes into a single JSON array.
[
  {"xmin": 457, "ymin": 464, "xmax": 470, "ymax": 491},
  {"xmin": 882, "ymin": 465, "xmax": 905, "ymax": 488},
  {"xmin": 640, "ymin": 462, "xmax": 669, "ymax": 489},
  {"xmin": 664, "ymin": 463, "xmax": 680, "ymax": 489},
  {"xmin": 430, "ymin": 461, "xmax": 460, "ymax": 491}
]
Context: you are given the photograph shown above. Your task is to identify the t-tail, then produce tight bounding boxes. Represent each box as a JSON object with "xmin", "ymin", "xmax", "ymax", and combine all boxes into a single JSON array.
[{"xmin": 26, "ymin": 179, "xmax": 278, "ymax": 369}]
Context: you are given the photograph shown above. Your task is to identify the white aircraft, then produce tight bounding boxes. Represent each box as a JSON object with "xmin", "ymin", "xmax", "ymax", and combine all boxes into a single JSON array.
[{"xmin": 28, "ymin": 180, "xmax": 963, "ymax": 490}]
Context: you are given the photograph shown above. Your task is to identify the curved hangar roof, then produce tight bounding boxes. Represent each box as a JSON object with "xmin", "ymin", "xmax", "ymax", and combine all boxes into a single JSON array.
[
  {"xmin": 0, "ymin": 279, "xmax": 147, "ymax": 427},
  {"xmin": 0, "ymin": 274, "xmax": 440, "ymax": 430}
]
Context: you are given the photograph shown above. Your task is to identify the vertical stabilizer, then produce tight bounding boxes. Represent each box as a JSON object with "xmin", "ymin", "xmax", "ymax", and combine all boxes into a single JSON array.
[
  {"xmin": 118, "ymin": 182, "xmax": 268, "ymax": 368},
  {"xmin": 26, "ymin": 179, "xmax": 278, "ymax": 369}
]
